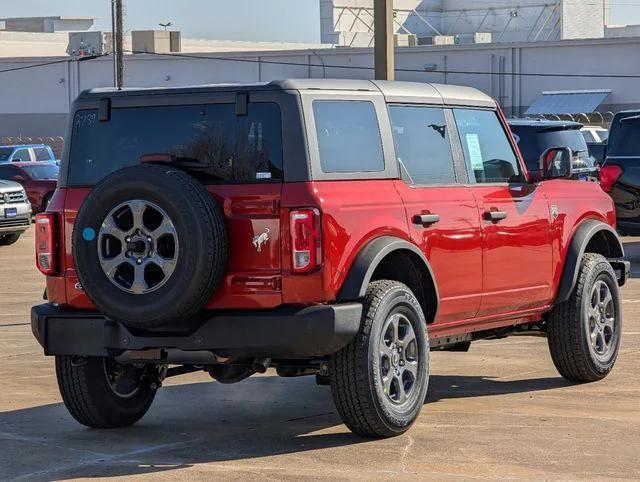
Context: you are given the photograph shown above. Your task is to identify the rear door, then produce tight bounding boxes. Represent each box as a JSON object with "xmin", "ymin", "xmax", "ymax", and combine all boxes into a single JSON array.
[
  {"xmin": 63, "ymin": 92, "xmax": 286, "ymax": 309},
  {"xmin": 389, "ymin": 105, "xmax": 483, "ymax": 323},
  {"xmin": 453, "ymin": 108, "xmax": 553, "ymax": 317}
]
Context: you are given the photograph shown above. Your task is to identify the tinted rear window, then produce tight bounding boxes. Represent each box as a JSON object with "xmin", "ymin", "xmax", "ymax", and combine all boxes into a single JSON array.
[
  {"xmin": 68, "ymin": 102, "xmax": 283, "ymax": 185},
  {"xmin": 608, "ymin": 115, "xmax": 640, "ymax": 157},
  {"xmin": 510, "ymin": 125, "xmax": 593, "ymax": 171},
  {"xmin": 313, "ymin": 100, "xmax": 384, "ymax": 173}
]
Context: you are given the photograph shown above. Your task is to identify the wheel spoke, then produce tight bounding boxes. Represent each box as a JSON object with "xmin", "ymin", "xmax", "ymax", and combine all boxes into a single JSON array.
[
  {"xmin": 604, "ymin": 315, "xmax": 616, "ymax": 332},
  {"xmin": 397, "ymin": 376, "xmax": 409, "ymax": 404},
  {"xmin": 128, "ymin": 200, "xmax": 147, "ymax": 232},
  {"xmin": 383, "ymin": 374, "xmax": 394, "ymax": 396},
  {"xmin": 152, "ymin": 216, "xmax": 177, "ymax": 238},
  {"xmin": 402, "ymin": 360, "xmax": 418, "ymax": 378},
  {"xmin": 601, "ymin": 289, "xmax": 613, "ymax": 310},
  {"xmin": 130, "ymin": 265, "xmax": 148, "ymax": 294},
  {"xmin": 101, "ymin": 254, "xmax": 128, "ymax": 278},
  {"xmin": 101, "ymin": 215, "xmax": 126, "ymax": 241}
]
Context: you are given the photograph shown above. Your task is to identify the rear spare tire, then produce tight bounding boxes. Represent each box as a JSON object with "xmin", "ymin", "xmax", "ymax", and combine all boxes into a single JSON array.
[{"xmin": 73, "ymin": 165, "xmax": 227, "ymax": 329}]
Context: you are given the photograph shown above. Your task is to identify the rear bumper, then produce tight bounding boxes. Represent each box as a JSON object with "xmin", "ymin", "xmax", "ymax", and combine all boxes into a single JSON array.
[{"xmin": 31, "ymin": 303, "xmax": 363, "ymax": 360}]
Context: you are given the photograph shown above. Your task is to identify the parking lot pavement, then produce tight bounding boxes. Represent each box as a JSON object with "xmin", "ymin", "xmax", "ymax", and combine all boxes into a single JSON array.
[{"xmin": 1, "ymin": 228, "xmax": 639, "ymax": 481}]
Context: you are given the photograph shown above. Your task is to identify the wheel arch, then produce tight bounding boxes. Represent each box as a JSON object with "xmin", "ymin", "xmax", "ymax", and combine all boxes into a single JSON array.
[
  {"xmin": 337, "ymin": 236, "xmax": 439, "ymax": 322},
  {"xmin": 555, "ymin": 219, "xmax": 625, "ymax": 304}
]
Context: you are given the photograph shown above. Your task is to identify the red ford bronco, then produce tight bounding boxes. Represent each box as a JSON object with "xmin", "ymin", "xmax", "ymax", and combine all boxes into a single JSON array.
[{"xmin": 32, "ymin": 79, "xmax": 629, "ymax": 438}]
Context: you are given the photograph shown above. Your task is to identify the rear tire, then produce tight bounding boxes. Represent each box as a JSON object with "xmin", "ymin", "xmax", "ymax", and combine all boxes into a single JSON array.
[
  {"xmin": 329, "ymin": 280, "xmax": 429, "ymax": 438},
  {"xmin": 547, "ymin": 253, "xmax": 622, "ymax": 383},
  {"xmin": 56, "ymin": 356, "xmax": 158, "ymax": 428},
  {"xmin": 0, "ymin": 233, "xmax": 21, "ymax": 246}
]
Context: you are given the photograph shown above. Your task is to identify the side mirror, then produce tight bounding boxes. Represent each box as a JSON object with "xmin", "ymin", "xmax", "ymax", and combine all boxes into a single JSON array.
[
  {"xmin": 539, "ymin": 147, "xmax": 573, "ymax": 180},
  {"xmin": 11, "ymin": 175, "xmax": 25, "ymax": 183}
]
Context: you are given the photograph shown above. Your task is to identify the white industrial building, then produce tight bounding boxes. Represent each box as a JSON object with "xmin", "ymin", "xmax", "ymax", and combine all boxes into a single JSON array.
[
  {"xmin": 1, "ymin": 3, "xmax": 640, "ymax": 142},
  {"xmin": 321, "ymin": 0, "xmax": 608, "ymax": 46}
]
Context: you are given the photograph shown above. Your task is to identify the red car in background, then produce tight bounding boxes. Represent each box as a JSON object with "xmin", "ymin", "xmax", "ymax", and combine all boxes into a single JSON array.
[{"xmin": 0, "ymin": 162, "xmax": 58, "ymax": 213}]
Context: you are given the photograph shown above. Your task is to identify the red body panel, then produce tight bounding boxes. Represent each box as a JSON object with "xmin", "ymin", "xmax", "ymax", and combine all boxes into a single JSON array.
[
  {"xmin": 393, "ymin": 181, "xmax": 483, "ymax": 323},
  {"xmin": 44, "ymin": 176, "xmax": 617, "ymax": 340},
  {"xmin": 7, "ymin": 164, "xmax": 56, "ymax": 213}
]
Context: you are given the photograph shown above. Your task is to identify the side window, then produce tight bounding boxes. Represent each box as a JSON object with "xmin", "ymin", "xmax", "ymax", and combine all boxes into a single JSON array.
[
  {"xmin": 389, "ymin": 105, "xmax": 455, "ymax": 185},
  {"xmin": 453, "ymin": 109, "xmax": 523, "ymax": 184},
  {"xmin": 11, "ymin": 149, "xmax": 31, "ymax": 162},
  {"xmin": 313, "ymin": 100, "xmax": 384, "ymax": 173},
  {"xmin": 33, "ymin": 147, "xmax": 53, "ymax": 162}
]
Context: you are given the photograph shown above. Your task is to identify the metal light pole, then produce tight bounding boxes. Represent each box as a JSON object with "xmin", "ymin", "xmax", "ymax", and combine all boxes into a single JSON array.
[
  {"xmin": 111, "ymin": 0, "xmax": 124, "ymax": 89},
  {"xmin": 374, "ymin": 0, "xmax": 394, "ymax": 80}
]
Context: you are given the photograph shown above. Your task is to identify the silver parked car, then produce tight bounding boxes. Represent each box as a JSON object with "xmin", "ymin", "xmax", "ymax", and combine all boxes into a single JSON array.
[{"xmin": 0, "ymin": 180, "xmax": 31, "ymax": 245}]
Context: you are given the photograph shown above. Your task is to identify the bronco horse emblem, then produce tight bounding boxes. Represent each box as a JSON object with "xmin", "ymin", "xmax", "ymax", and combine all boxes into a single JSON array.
[{"xmin": 252, "ymin": 228, "xmax": 270, "ymax": 253}]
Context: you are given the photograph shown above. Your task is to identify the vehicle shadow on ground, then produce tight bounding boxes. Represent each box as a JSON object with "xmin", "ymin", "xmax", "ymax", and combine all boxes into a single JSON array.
[{"xmin": 0, "ymin": 373, "xmax": 571, "ymax": 480}]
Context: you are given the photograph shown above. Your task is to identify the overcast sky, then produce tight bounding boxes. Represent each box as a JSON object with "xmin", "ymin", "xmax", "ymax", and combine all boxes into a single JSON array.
[{"xmin": 1, "ymin": 0, "xmax": 639, "ymax": 42}]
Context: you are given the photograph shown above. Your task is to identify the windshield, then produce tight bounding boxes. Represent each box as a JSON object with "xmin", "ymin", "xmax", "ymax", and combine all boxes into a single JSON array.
[
  {"xmin": 511, "ymin": 125, "xmax": 595, "ymax": 171},
  {"xmin": 608, "ymin": 115, "xmax": 640, "ymax": 157},
  {"xmin": 0, "ymin": 148, "xmax": 12, "ymax": 162},
  {"xmin": 22, "ymin": 164, "xmax": 59, "ymax": 180}
]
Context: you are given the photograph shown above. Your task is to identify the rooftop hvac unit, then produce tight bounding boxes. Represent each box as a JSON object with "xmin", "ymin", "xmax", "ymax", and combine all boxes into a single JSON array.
[
  {"xmin": 67, "ymin": 31, "xmax": 110, "ymax": 57},
  {"xmin": 418, "ymin": 35, "xmax": 456, "ymax": 46},
  {"xmin": 132, "ymin": 30, "xmax": 181, "ymax": 54}
]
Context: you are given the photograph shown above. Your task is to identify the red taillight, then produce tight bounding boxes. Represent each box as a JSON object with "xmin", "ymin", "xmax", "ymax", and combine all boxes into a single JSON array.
[
  {"xmin": 600, "ymin": 165, "xmax": 623, "ymax": 193},
  {"xmin": 290, "ymin": 208, "xmax": 321, "ymax": 273},
  {"xmin": 35, "ymin": 213, "xmax": 57, "ymax": 276}
]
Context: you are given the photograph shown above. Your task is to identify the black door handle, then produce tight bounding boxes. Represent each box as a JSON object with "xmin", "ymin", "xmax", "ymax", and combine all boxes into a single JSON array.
[
  {"xmin": 484, "ymin": 210, "xmax": 508, "ymax": 222},
  {"xmin": 413, "ymin": 214, "xmax": 441, "ymax": 226}
]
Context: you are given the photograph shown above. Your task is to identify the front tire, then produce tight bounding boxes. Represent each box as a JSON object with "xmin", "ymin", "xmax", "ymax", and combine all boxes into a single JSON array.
[
  {"xmin": 329, "ymin": 280, "xmax": 429, "ymax": 438},
  {"xmin": 547, "ymin": 253, "xmax": 622, "ymax": 383},
  {"xmin": 56, "ymin": 356, "xmax": 158, "ymax": 428}
]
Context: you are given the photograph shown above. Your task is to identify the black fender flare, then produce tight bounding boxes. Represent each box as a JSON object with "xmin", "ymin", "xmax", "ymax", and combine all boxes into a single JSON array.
[
  {"xmin": 555, "ymin": 219, "xmax": 625, "ymax": 303},
  {"xmin": 337, "ymin": 236, "xmax": 439, "ymax": 311}
]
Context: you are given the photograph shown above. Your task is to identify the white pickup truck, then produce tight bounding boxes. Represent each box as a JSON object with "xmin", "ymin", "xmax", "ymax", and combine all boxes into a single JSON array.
[{"xmin": 0, "ymin": 180, "xmax": 31, "ymax": 245}]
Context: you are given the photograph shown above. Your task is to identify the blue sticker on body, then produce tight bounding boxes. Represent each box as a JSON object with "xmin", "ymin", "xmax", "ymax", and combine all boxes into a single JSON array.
[{"xmin": 82, "ymin": 227, "xmax": 96, "ymax": 241}]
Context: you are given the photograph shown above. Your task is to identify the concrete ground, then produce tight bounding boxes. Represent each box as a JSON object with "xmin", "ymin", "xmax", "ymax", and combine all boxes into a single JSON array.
[{"xmin": 1, "ymin": 228, "xmax": 639, "ymax": 481}]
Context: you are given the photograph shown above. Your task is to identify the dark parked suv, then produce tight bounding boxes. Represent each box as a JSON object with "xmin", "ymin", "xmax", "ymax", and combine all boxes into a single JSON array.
[
  {"xmin": 509, "ymin": 119, "xmax": 599, "ymax": 181},
  {"xmin": 600, "ymin": 110, "xmax": 640, "ymax": 235},
  {"xmin": 32, "ymin": 80, "xmax": 627, "ymax": 438}
]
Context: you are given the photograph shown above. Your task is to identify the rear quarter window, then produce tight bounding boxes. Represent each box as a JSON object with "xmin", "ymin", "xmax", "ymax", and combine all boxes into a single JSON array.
[
  {"xmin": 68, "ymin": 102, "xmax": 283, "ymax": 186},
  {"xmin": 313, "ymin": 100, "xmax": 384, "ymax": 173}
]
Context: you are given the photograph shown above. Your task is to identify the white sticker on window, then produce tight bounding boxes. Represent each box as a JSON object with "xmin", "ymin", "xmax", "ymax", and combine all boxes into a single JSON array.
[
  {"xmin": 256, "ymin": 172, "xmax": 272, "ymax": 180},
  {"xmin": 465, "ymin": 133, "xmax": 484, "ymax": 170}
]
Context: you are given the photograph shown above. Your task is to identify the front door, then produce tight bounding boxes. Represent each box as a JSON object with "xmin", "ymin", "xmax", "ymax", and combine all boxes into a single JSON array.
[
  {"xmin": 389, "ymin": 104, "xmax": 483, "ymax": 323},
  {"xmin": 452, "ymin": 108, "xmax": 553, "ymax": 317}
]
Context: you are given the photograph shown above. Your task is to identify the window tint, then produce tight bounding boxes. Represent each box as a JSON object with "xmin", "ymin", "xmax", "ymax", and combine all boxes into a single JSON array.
[
  {"xmin": 607, "ymin": 115, "xmax": 640, "ymax": 157},
  {"xmin": 0, "ymin": 165, "xmax": 20, "ymax": 179},
  {"xmin": 68, "ymin": 103, "xmax": 283, "ymax": 186},
  {"xmin": 389, "ymin": 106, "xmax": 455, "ymax": 185},
  {"xmin": 12, "ymin": 149, "xmax": 31, "ymax": 162},
  {"xmin": 313, "ymin": 100, "xmax": 384, "ymax": 173},
  {"xmin": 454, "ymin": 109, "xmax": 522, "ymax": 183},
  {"xmin": 512, "ymin": 125, "xmax": 596, "ymax": 173},
  {"xmin": 22, "ymin": 164, "xmax": 59, "ymax": 180},
  {"xmin": 0, "ymin": 148, "xmax": 12, "ymax": 162},
  {"xmin": 33, "ymin": 147, "xmax": 54, "ymax": 162}
]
